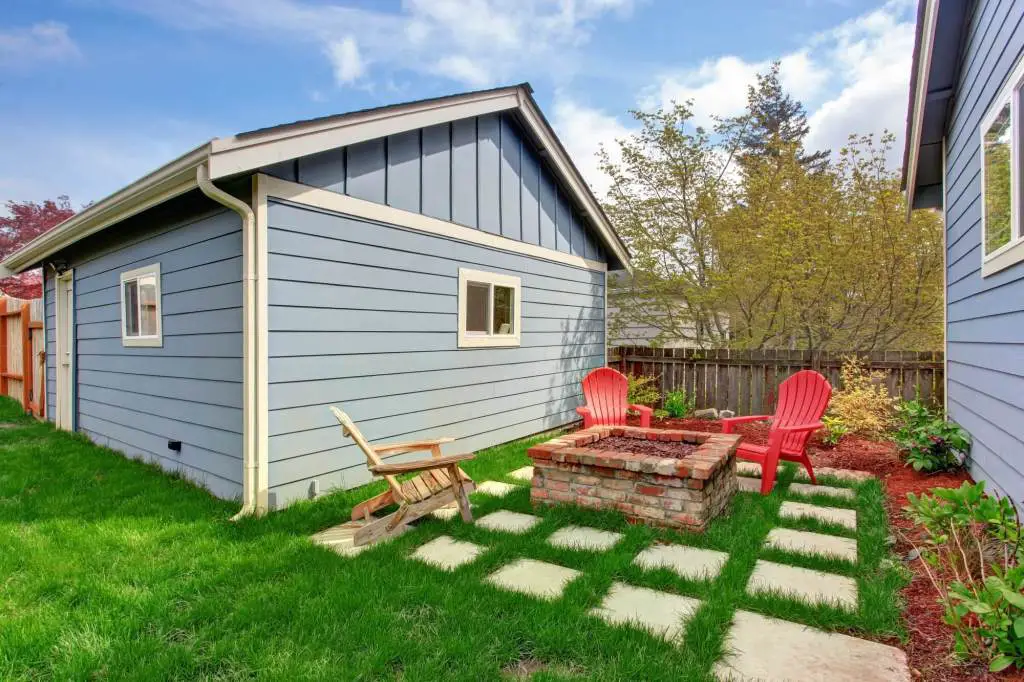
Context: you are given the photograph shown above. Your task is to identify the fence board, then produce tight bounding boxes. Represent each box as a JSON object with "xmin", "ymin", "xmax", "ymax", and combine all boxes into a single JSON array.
[
  {"xmin": 0, "ymin": 296, "xmax": 45, "ymax": 417},
  {"xmin": 611, "ymin": 346, "xmax": 944, "ymax": 414}
]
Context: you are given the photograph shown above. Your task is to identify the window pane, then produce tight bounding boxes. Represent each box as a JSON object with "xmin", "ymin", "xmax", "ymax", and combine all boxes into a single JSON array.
[
  {"xmin": 138, "ymin": 275, "xmax": 158, "ymax": 336},
  {"xmin": 123, "ymin": 280, "xmax": 139, "ymax": 337},
  {"xmin": 493, "ymin": 285, "xmax": 514, "ymax": 335},
  {"xmin": 466, "ymin": 282, "xmax": 489, "ymax": 333},
  {"xmin": 983, "ymin": 103, "xmax": 1012, "ymax": 255}
]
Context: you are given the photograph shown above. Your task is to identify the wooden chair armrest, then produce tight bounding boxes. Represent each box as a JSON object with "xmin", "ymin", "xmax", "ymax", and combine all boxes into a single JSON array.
[
  {"xmin": 370, "ymin": 452, "xmax": 474, "ymax": 475},
  {"xmin": 373, "ymin": 437, "xmax": 456, "ymax": 455}
]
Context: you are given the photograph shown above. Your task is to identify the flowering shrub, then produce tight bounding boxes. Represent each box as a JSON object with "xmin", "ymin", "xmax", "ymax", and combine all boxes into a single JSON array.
[
  {"xmin": 820, "ymin": 415, "xmax": 849, "ymax": 447},
  {"xmin": 626, "ymin": 373, "xmax": 661, "ymax": 407},
  {"xmin": 827, "ymin": 357, "xmax": 896, "ymax": 438},
  {"xmin": 895, "ymin": 400, "xmax": 969, "ymax": 473}
]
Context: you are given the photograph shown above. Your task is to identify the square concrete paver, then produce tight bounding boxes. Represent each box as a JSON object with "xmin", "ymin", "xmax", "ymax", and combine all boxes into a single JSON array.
[
  {"xmin": 634, "ymin": 543, "xmax": 730, "ymax": 581},
  {"xmin": 548, "ymin": 525, "xmax": 623, "ymax": 552},
  {"xmin": 590, "ymin": 582, "xmax": 701, "ymax": 642},
  {"xmin": 475, "ymin": 480, "xmax": 518, "ymax": 497},
  {"xmin": 411, "ymin": 535, "xmax": 484, "ymax": 570},
  {"xmin": 736, "ymin": 462, "xmax": 762, "ymax": 477},
  {"xmin": 430, "ymin": 502, "xmax": 475, "ymax": 520},
  {"xmin": 796, "ymin": 467, "xmax": 874, "ymax": 483},
  {"xmin": 477, "ymin": 510, "xmax": 542, "ymax": 534},
  {"xmin": 507, "ymin": 466, "xmax": 534, "ymax": 483},
  {"xmin": 789, "ymin": 481, "xmax": 856, "ymax": 501},
  {"xmin": 765, "ymin": 527, "xmax": 858, "ymax": 563},
  {"xmin": 747, "ymin": 560, "xmax": 858, "ymax": 610},
  {"xmin": 736, "ymin": 476, "xmax": 762, "ymax": 493},
  {"xmin": 715, "ymin": 610, "xmax": 909, "ymax": 681},
  {"xmin": 779, "ymin": 501, "xmax": 857, "ymax": 530},
  {"xmin": 485, "ymin": 558, "xmax": 581, "ymax": 599}
]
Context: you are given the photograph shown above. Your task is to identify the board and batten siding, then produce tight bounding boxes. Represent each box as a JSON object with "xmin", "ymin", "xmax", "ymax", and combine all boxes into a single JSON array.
[
  {"xmin": 261, "ymin": 112, "xmax": 611, "ymax": 266},
  {"xmin": 266, "ymin": 199, "xmax": 606, "ymax": 507},
  {"xmin": 44, "ymin": 194, "xmax": 245, "ymax": 499},
  {"xmin": 944, "ymin": 0, "xmax": 1024, "ymax": 509}
]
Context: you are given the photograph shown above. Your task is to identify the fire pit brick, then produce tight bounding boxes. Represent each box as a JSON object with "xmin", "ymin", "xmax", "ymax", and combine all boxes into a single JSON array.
[{"xmin": 527, "ymin": 426, "xmax": 740, "ymax": 532}]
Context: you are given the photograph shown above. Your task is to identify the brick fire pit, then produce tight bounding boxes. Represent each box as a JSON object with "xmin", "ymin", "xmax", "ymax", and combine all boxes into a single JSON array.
[{"xmin": 526, "ymin": 425, "xmax": 740, "ymax": 532}]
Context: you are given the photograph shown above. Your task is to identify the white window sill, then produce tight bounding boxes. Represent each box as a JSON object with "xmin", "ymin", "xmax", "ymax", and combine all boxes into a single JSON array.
[
  {"xmin": 122, "ymin": 336, "xmax": 163, "ymax": 348},
  {"xmin": 457, "ymin": 334, "xmax": 521, "ymax": 348},
  {"xmin": 982, "ymin": 237, "xmax": 1024, "ymax": 277}
]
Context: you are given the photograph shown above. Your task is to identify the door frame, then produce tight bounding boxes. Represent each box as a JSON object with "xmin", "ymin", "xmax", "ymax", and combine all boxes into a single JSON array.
[{"xmin": 55, "ymin": 269, "xmax": 75, "ymax": 431}]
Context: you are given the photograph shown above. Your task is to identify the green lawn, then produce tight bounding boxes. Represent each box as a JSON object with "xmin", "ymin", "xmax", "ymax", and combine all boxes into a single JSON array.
[{"xmin": 0, "ymin": 399, "xmax": 907, "ymax": 681}]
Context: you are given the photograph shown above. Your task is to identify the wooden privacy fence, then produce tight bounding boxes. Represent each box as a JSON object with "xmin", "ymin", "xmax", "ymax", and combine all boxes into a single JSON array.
[
  {"xmin": 0, "ymin": 297, "xmax": 45, "ymax": 418},
  {"xmin": 609, "ymin": 347, "xmax": 945, "ymax": 415}
]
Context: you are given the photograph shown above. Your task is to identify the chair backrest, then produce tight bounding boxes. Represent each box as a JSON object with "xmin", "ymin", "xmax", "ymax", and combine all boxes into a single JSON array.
[
  {"xmin": 580, "ymin": 367, "xmax": 630, "ymax": 426},
  {"xmin": 772, "ymin": 370, "xmax": 832, "ymax": 453},
  {"xmin": 329, "ymin": 407, "xmax": 402, "ymax": 496}
]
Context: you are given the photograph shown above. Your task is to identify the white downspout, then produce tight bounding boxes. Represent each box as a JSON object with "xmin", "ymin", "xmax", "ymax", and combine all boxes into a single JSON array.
[{"xmin": 196, "ymin": 163, "xmax": 260, "ymax": 520}]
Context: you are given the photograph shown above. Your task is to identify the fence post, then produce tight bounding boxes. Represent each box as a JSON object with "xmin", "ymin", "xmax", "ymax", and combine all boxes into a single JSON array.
[
  {"xmin": 21, "ymin": 304, "xmax": 31, "ymax": 414},
  {"xmin": 0, "ymin": 298, "xmax": 7, "ymax": 398}
]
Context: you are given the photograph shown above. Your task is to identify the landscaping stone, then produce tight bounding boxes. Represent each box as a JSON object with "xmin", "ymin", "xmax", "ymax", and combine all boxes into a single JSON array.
[
  {"xmin": 477, "ymin": 510, "xmax": 541, "ymax": 534},
  {"xmin": 788, "ymin": 481, "xmax": 856, "ymax": 501},
  {"xmin": 475, "ymin": 480, "xmax": 518, "ymax": 497},
  {"xmin": 547, "ymin": 525, "xmax": 623, "ymax": 552},
  {"xmin": 715, "ymin": 610, "xmax": 909, "ymax": 681},
  {"xmin": 693, "ymin": 408, "xmax": 719, "ymax": 419},
  {"xmin": 411, "ymin": 535, "xmax": 484, "ymax": 570},
  {"xmin": 590, "ymin": 582, "xmax": 701, "ymax": 642},
  {"xmin": 310, "ymin": 520, "xmax": 411, "ymax": 557},
  {"xmin": 485, "ymin": 558, "xmax": 581, "ymax": 599},
  {"xmin": 735, "ymin": 476, "xmax": 762, "ymax": 493},
  {"xmin": 764, "ymin": 528, "xmax": 858, "ymax": 563},
  {"xmin": 795, "ymin": 467, "xmax": 874, "ymax": 483},
  {"xmin": 747, "ymin": 560, "xmax": 858, "ymax": 609},
  {"xmin": 719, "ymin": 409, "xmax": 736, "ymax": 418},
  {"xmin": 634, "ymin": 543, "xmax": 730, "ymax": 581},
  {"xmin": 779, "ymin": 501, "xmax": 857, "ymax": 530},
  {"xmin": 507, "ymin": 466, "xmax": 534, "ymax": 483}
]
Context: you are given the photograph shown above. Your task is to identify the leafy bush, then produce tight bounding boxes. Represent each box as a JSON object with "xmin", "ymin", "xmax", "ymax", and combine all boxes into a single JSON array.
[
  {"xmin": 663, "ymin": 390, "xmax": 695, "ymax": 418},
  {"xmin": 895, "ymin": 400, "xmax": 970, "ymax": 473},
  {"xmin": 626, "ymin": 373, "xmax": 661, "ymax": 407},
  {"xmin": 904, "ymin": 482, "xmax": 1023, "ymax": 671},
  {"xmin": 653, "ymin": 408, "xmax": 669, "ymax": 420},
  {"xmin": 827, "ymin": 357, "xmax": 896, "ymax": 438},
  {"xmin": 820, "ymin": 415, "xmax": 849, "ymax": 447}
]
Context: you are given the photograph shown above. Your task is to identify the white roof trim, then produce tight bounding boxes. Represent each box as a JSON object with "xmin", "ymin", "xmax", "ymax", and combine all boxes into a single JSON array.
[
  {"xmin": 1, "ymin": 85, "xmax": 630, "ymax": 275},
  {"xmin": 904, "ymin": 0, "xmax": 940, "ymax": 215}
]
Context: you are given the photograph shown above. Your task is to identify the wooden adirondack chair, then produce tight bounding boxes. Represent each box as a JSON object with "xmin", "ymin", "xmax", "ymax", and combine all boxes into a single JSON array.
[
  {"xmin": 576, "ymin": 367, "xmax": 653, "ymax": 428},
  {"xmin": 721, "ymin": 370, "xmax": 832, "ymax": 495},
  {"xmin": 330, "ymin": 407, "xmax": 475, "ymax": 547}
]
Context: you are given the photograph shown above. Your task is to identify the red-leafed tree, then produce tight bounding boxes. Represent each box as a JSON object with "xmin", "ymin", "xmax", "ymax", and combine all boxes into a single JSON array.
[{"xmin": 0, "ymin": 197, "xmax": 75, "ymax": 299}]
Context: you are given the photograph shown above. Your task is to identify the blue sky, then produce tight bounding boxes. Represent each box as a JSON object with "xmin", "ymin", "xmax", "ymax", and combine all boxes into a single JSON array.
[{"xmin": 0, "ymin": 0, "xmax": 918, "ymax": 210}]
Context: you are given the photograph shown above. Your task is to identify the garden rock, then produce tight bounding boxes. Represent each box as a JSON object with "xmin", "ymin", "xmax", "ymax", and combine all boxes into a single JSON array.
[
  {"xmin": 719, "ymin": 409, "xmax": 736, "ymax": 418},
  {"xmin": 904, "ymin": 548, "xmax": 920, "ymax": 562},
  {"xmin": 694, "ymin": 408, "xmax": 719, "ymax": 419}
]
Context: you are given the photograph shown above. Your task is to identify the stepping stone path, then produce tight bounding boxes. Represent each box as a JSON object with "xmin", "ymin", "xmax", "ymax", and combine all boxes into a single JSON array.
[
  {"xmin": 590, "ymin": 582, "xmax": 701, "ymax": 642},
  {"xmin": 412, "ymin": 535, "xmax": 484, "ymax": 570},
  {"xmin": 507, "ymin": 466, "xmax": 534, "ymax": 482},
  {"xmin": 765, "ymin": 527, "xmax": 857, "ymax": 563},
  {"xmin": 475, "ymin": 480, "xmax": 518, "ymax": 497},
  {"xmin": 477, "ymin": 510, "xmax": 541, "ymax": 534},
  {"xmin": 715, "ymin": 610, "xmax": 909, "ymax": 681},
  {"xmin": 736, "ymin": 476, "xmax": 762, "ymax": 493},
  {"xmin": 747, "ymin": 559, "xmax": 858, "ymax": 610},
  {"xmin": 736, "ymin": 461, "xmax": 873, "ymax": 484},
  {"xmin": 788, "ymin": 481, "xmax": 856, "ymax": 501},
  {"xmin": 548, "ymin": 525, "xmax": 623, "ymax": 552},
  {"xmin": 736, "ymin": 462, "xmax": 762, "ymax": 477},
  {"xmin": 634, "ymin": 544, "xmax": 730, "ymax": 581},
  {"xmin": 485, "ymin": 558, "xmax": 580, "ymax": 599},
  {"xmin": 779, "ymin": 501, "xmax": 857, "ymax": 530}
]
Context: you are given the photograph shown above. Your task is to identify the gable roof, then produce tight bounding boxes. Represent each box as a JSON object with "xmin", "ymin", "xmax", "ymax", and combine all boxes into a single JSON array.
[
  {"xmin": 1, "ymin": 83, "xmax": 630, "ymax": 275},
  {"xmin": 901, "ymin": 0, "xmax": 970, "ymax": 212}
]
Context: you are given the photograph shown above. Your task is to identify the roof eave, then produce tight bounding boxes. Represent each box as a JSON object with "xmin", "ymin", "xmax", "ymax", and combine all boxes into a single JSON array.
[{"xmin": 902, "ymin": 0, "xmax": 940, "ymax": 218}]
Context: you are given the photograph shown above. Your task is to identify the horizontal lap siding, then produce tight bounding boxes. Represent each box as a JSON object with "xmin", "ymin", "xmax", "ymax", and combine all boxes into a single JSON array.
[
  {"xmin": 52, "ymin": 200, "xmax": 244, "ymax": 499},
  {"xmin": 44, "ymin": 271, "xmax": 55, "ymax": 421},
  {"xmin": 266, "ymin": 200, "xmax": 605, "ymax": 508},
  {"xmin": 945, "ymin": 0, "xmax": 1024, "ymax": 509}
]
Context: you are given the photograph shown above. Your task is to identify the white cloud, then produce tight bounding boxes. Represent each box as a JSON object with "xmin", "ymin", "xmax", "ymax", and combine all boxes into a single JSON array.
[
  {"xmin": 550, "ymin": 96, "xmax": 635, "ymax": 200},
  {"xmin": 325, "ymin": 36, "xmax": 364, "ymax": 85},
  {"xmin": 0, "ymin": 21, "xmax": 80, "ymax": 68},
  {"xmin": 432, "ymin": 56, "xmax": 491, "ymax": 88}
]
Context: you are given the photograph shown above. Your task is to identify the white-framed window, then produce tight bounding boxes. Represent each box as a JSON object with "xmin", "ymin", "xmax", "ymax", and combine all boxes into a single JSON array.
[
  {"xmin": 457, "ymin": 268, "xmax": 521, "ymax": 348},
  {"xmin": 980, "ymin": 55, "xmax": 1024, "ymax": 277},
  {"xmin": 119, "ymin": 263, "xmax": 162, "ymax": 347}
]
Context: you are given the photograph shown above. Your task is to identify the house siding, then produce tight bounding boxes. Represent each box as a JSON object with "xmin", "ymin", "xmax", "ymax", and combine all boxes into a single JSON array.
[
  {"xmin": 265, "ymin": 199, "xmax": 605, "ymax": 507},
  {"xmin": 944, "ymin": 0, "xmax": 1024, "ymax": 509},
  {"xmin": 260, "ymin": 112, "xmax": 609, "ymax": 266},
  {"xmin": 43, "ymin": 193, "xmax": 245, "ymax": 499}
]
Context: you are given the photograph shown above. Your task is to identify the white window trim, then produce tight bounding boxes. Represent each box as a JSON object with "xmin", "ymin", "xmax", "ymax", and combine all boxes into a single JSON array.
[
  {"xmin": 457, "ymin": 268, "xmax": 522, "ymax": 348},
  {"xmin": 119, "ymin": 263, "xmax": 163, "ymax": 347},
  {"xmin": 981, "ymin": 55, "xmax": 1024, "ymax": 278}
]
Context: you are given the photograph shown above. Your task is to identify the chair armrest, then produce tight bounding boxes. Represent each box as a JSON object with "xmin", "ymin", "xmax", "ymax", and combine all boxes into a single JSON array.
[
  {"xmin": 373, "ymin": 437, "xmax": 456, "ymax": 455},
  {"xmin": 370, "ymin": 452, "xmax": 474, "ymax": 475},
  {"xmin": 774, "ymin": 422, "xmax": 824, "ymax": 433},
  {"xmin": 575, "ymin": 406, "xmax": 592, "ymax": 417},
  {"xmin": 721, "ymin": 415, "xmax": 772, "ymax": 433},
  {"xmin": 629, "ymin": 404, "xmax": 653, "ymax": 414}
]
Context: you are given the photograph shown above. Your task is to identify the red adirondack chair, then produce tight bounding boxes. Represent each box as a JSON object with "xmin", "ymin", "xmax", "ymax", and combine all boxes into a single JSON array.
[
  {"xmin": 722, "ymin": 370, "xmax": 832, "ymax": 495},
  {"xmin": 576, "ymin": 367, "xmax": 653, "ymax": 428}
]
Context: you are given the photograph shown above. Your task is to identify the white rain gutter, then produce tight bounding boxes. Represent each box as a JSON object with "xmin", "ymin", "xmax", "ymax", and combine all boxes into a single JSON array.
[{"xmin": 195, "ymin": 163, "xmax": 261, "ymax": 520}]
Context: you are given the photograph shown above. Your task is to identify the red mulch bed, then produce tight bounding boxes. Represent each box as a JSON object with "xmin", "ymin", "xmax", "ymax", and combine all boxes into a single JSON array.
[
  {"xmin": 626, "ymin": 415, "xmax": 1024, "ymax": 681},
  {"xmin": 588, "ymin": 435, "xmax": 699, "ymax": 459}
]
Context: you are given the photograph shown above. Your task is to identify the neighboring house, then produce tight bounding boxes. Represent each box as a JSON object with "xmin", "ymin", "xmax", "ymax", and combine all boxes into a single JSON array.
[
  {"xmin": 607, "ymin": 296, "xmax": 714, "ymax": 348},
  {"xmin": 0, "ymin": 84, "xmax": 630, "ymax": 512},
  {"xmin": 903, "ymin": 0, "xmax": 1023, "ymax": 509}
]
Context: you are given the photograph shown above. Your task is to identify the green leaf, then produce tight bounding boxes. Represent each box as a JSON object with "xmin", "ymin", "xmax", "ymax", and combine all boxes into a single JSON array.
[
  {"xmin": 989, "ymin": 655, "xmax": 1015, "ymax": 672},
  {"xmin": 1000, "ymin": 588, "xmax": 1024, "ymax": 610},
  {"xmin": 1014, "ymin": 617, "xmax": 1024, "ymax": 638}
]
